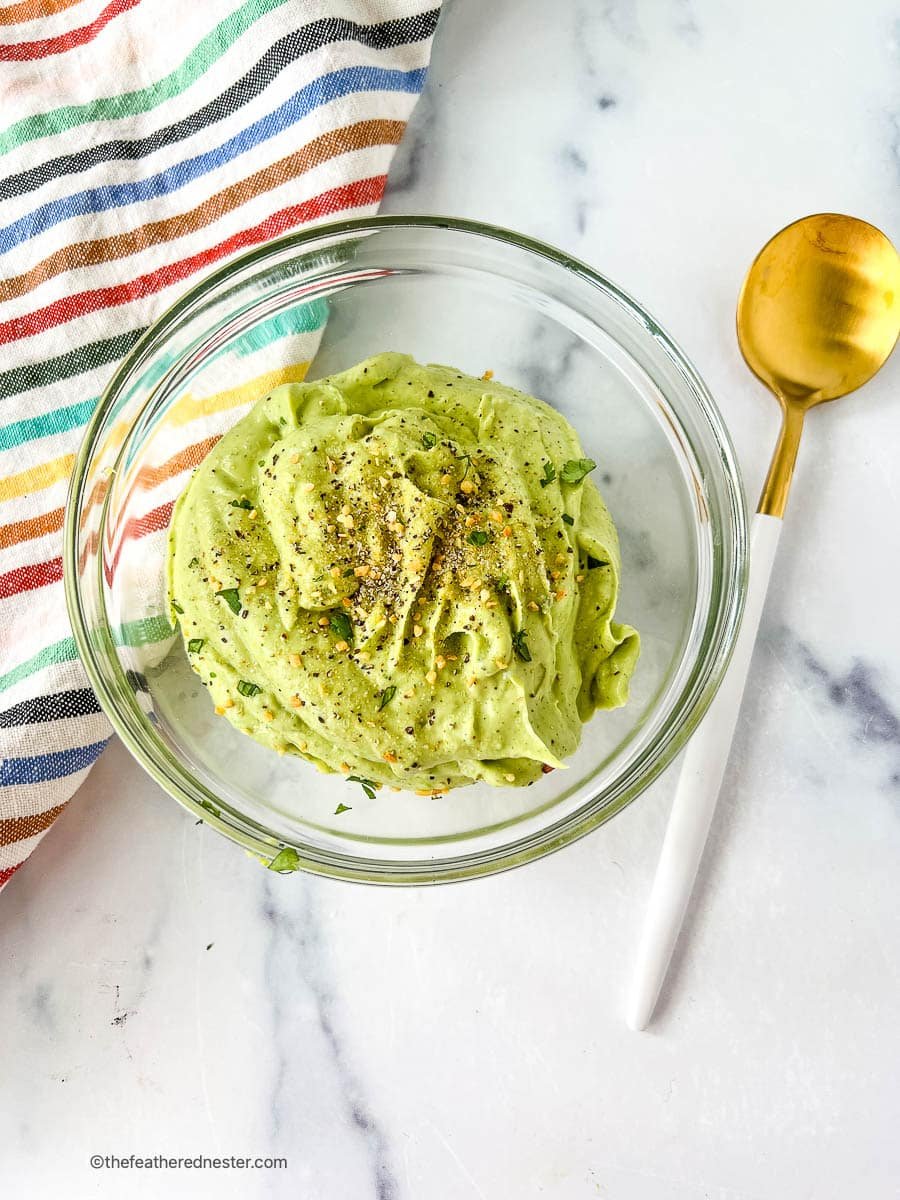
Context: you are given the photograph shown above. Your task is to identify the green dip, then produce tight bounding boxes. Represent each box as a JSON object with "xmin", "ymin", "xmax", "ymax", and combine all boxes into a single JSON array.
[{"xmin": 167, "ymin": 353, "xmax": 639, "ymax": 791}]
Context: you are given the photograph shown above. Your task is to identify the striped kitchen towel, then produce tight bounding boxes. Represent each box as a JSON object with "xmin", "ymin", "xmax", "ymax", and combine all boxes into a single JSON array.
[{"xmin": 0, "ymin": 0, "xmax": 441, "ymax": 890}]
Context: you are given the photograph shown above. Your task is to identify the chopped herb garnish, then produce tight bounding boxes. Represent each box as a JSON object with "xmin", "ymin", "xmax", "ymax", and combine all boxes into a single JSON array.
[
  {"xmin": 216, "ymin": 587, "xmax": 241, "ymax": 614},
  {"xmin": 586, "ymin": 555, "xmax": 609, "ymax": 570},
  {"xmin": 268, "ymin": 847, "xmax": 300, "ymax": 873},
  {"xmin": 237, "ymin": 680, "xmax": 262, "ymax": 697},
  {"xmin": 230, "ymin": 497, "xmax": 253, "ymax": 510},
  {"xmin": 561, "ymin": 513, "xmax": 574, "ymax": 526},
  {"xmin": 539, "ymin": 461, "xmax": 557, "ymax": 488},
  {"xmin": 468, "ymin": 529, "xmax": 491, "ymax": 547},
  {"xmin": 279, "ymin": 416, "xmax": 287, "ymax": 425},
  {"xmin": 422, "ymin": 432, "xmax": 437, "ymax": 449},
  {"xmin": 378, "ymin": 685, "xmax": 397, "ymax": 711},
  {"xmin": 187, "ymin": 638, "xmax": 205, "ymax": 653},
  {"xmin": 559, "ymin": 458, "xmax": 596, "ymax": 485},
  {"xmin": 335, "ymin": 803, "xmax": 352, "ymax": 815},
  {"xmin": 171, "ymin": 600, "xmax": 184, "ymax": 615},
  {"xmin": 453, "ymin": 450, "xmax": 472, "ymax": 480},
  {"xmin": 347, "ymin": 775, "xmax": 377, "ymax": 800},
  {"xmin": 329, "ymin": 611, "xmax": 354, "ymax": 642},
  {"xmin": 511, "ymin": 629, "xmax": 532, "ymax": 662},
  {"xmin": 496, "ymin": 576, "xmax": 510, "ymax": 592},
  {"xmin": 188, "ymin": 556, "xmax": 199, "ymax": 568}
]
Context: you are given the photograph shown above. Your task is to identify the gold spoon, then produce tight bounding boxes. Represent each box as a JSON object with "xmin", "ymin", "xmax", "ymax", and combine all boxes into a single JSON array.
[{"xmin": 628, "ymin": 214, "xmax": 900, "ymax": 1031}]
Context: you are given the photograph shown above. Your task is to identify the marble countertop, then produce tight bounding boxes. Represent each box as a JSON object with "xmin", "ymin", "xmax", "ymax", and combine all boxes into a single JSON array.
[{"xmin": 4, "ymin": 1, "xmax": 900, "ymax": 1196}]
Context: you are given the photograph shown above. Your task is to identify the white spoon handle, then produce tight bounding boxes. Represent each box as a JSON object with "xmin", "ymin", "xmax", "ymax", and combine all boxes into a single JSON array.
[{"xmin": 626, "ymin": 512, "xmax": 782, "ymax": 1031}]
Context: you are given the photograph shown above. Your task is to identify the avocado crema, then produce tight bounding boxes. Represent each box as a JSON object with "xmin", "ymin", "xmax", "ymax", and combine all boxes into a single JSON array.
[{"xmin": 167, "ymin": 353, "xmax": 639, "ymax": 792}]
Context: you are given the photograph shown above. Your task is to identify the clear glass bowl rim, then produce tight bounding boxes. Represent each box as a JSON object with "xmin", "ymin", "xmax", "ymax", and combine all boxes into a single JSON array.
[{"xmin": 64, "ymin": 214, "xmax": 748, "ymax": 885}]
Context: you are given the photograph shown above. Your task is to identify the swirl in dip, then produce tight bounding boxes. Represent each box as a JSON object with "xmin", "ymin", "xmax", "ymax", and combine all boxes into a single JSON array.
[{"xmin": 167, "ymin": 353, "xmax": 639, "ymax": 792}]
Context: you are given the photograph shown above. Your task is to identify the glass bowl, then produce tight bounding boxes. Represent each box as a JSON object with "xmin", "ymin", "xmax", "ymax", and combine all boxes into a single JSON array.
[{"xmin": 64, "ymin": 216, "xmax": 746, "ymax": 884}]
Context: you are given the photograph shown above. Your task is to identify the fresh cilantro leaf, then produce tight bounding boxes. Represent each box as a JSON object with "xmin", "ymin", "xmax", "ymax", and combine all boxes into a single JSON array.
[
  {"xmin": 539, "ymin": 461, "xmax": 557, "ymax": 488},
  {"xmin": 559, "ymin": 458, "xmax": 596, "ymax": 485},
  {"xmin": 335, "ymin": 803, "xmax": 352, "ymax": 815},
  {"xmin": 347, "ymin": 775, "xmax": 377, "ymax": 800},
  {"xmin": 216, "ymin": 587, "xmax": 241, "ymax": 614},
  {"xmin": 237, "ymin": 680, "xmax": 262, "ymax": 697},
  {"xmin": 561, "ymin": 513, "xmax": 574, "ymax": 526},
  {"xmin": 453, "ymin": 449, "xmax": 472, "ymax": 480},
  {"xmin": 171, "ymin": 600, "xmax": 184, "ymax": 615},
  {"xmin": 329, "ymin": 611, "xmax": 354, "ymax": 642},
  {"xmin": 230, "ymin": 498, "xmax": 253, "ymax": 510},
  {"xmin": 422, "ymin": 432, "xmax": 437, "ymax": 449},
  {"xmin": 378, "ymin": 685, "xmax": 397, "ymax": 711},
  {"xmin": 468, "ymin": 530, "xmax": 491, "ymax": 547},
  {"xmin": 586, "ymin": 555, "xmax": 609, "ymax": 570},
  {"xmin": 188, "ymin": 556, "xmax": 199, "ymax": 568},
  {"xmin": 511, "ymin": 629, "xmax": 532, "ymax": 662},
  {"xmin": 187, "ymin": 638, "xmax": 205, "ymax": 653},
  {"xmin": 268, "ymin": 847, "xmax": 300, "ymax": 873}
]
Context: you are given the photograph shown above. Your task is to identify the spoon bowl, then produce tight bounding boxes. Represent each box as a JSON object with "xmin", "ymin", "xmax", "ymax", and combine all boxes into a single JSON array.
[
  {"xmin": 738, "ymin": 214, "xmax": 900, "ymax": 518},
  {"xmin": 737, "ymin": 212, "xmax": 900, "ymax": 408}
]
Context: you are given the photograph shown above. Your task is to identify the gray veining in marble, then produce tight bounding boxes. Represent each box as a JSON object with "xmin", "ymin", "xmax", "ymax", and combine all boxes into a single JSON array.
[{"xmin": 260, "ymin": 879, "xmax": 399, "ymax": 1198}]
